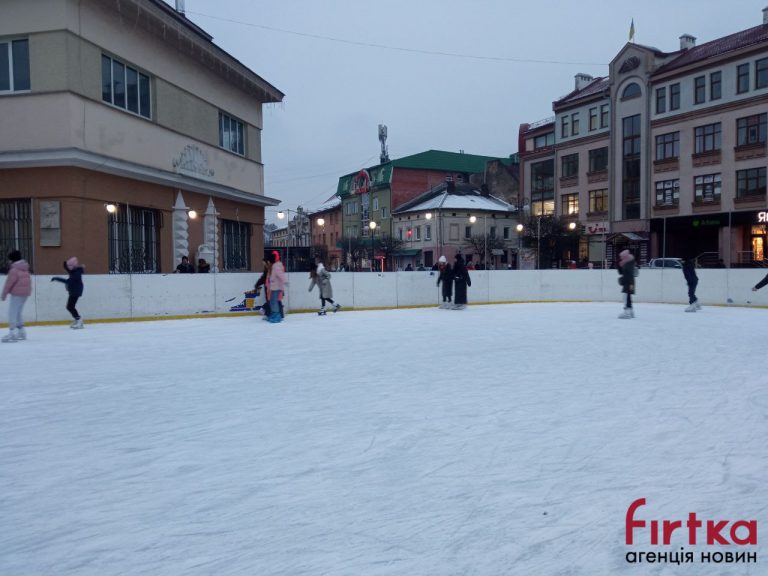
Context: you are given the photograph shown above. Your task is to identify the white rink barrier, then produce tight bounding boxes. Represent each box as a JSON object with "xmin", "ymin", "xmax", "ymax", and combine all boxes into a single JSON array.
[{"xmin": 2, "ymin": 269, "xmax": 768, "ymax": 324}]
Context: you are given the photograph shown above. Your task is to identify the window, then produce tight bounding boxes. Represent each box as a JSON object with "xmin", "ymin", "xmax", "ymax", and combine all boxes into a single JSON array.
[
  {"xmin": 571, "ymin": 113, "xmax": 580, "ymax": 136},
  {"xmin": 0, "ymin": 38, "xmax": 30, "ymax": 92},
  {"xmin": 655, "ymin": 179, "xmax": 679, "ymax": 206},
  {"xmin": 737, "ymin": 114, "xmax": 767, "ymax": 146},
  {"xmin": 600, "ymin": 104, "xmax": 609, "ymax": 128},
  {"xmin": 622, "ymin": 115, "xmax": 641, "ymax": 220},
  {"xmin": 694, "ymin": 174, "xmax": 721, "ymax": 202},
  {"xmin": 694, "ymin": 123, "xmax": 721, "ymax": 153},
  {"xmin": 503, "ymin": 226, "xmax": 510, "ymax": 239},
  {"xmin": 381, "ymin": 207, "xmax": 388, "ymax": 219},
  {"xmin": 589, "ymin": 107, "xmax": 598, "ymax": 131},
  {"xmin": 710, "ymin": 71, "xmax": 722, "ymax": 100},
  {"xmin": 737, "ymin": 63, "xmax": 750, "ymax": 94},
  {"xmin": 562, "ymin": 193, "xmax": 579, "ymax": 215},
  {"xmin": 108, "ymin": 204, "xmax": 161, "ymax": 273},
  {"xmin": 219, "ymin": 112, "xmax": 245, "ymax": 155},
  {"xmin": 533, "ymin": 132, "xmax": 555, "ymax": 150},
  {"xmin": 397, "ymin": 227, "xmax": 403, "ymax": 240},
  {"xmin": 737, "ymin": 168, "xmax": 767, "ymax": 198},
  {"xmin": 694, "ymin": 76, "xmax": 706, "ymax": 104},
  {"xmin": 490, "ymin": 226, "xmax": 497, "ymax": 239},
  {"xmin": 415, "ymin": 226, "xmax": 421, "ymax": 240},
  {"xmin": 589, "ymin": 189, "xmax": 608, "ymax": 213},
  {"xmin": 757, "ymin": 58, "xmax": 768, "ymax": 90},
  {"xmin": 588, "ymin": 147, "xmax": 608, "ymax": 173},
  {"xmin": 373, "ymin": 197, "xmax": 379, "ymax": 211},
  {"xmin": 561, "ymin": 115, "xmax": 569, "ymax": 138},
  {"xmin": 531, "ymin": 159, "xmax": 555, "ymax": 215},
  {"xmin": 669, "ymin": 83, "xmax": 680, "ymax": 110},
  {"xmin": 655, "ymin": 132, "xmax": 680, "ymax": 161},
  {"xmin": 622, "ymin": 83, "xmax": 641, "ymax": 99},
  {"xmin": 425, "ymin": 225, "xmax": 431, "ymax": 240},
  {"xmin": 449, "ymin": 224, "xmax": 459, "ymax": 241},
  {"xmin": 561, "ymin": 153, "xmax": 579, "ymax": 178},
  {"xmin": 101, "ymin": 55, "xmax": 150, "ymax": 118},
  {"xmin": 464, "ymin": 226, "xmax": 472, "ymax": 239},
  {"xmin": 222, "ymin": 220, "xmax": 250, "ymax": 270},
  {"xmin": 0, "ymin": 199, "xmax": 32, "ymax": 272},
  {"xmin": 655, "ymin": 87, "xmax": 666, "ymax": 114}
]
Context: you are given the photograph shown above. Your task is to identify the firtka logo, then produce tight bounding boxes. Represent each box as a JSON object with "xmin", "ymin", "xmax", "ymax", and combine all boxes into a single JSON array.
[{"xmin": 626, "ymin": 499, "xmax": 757, "ymax": 546}]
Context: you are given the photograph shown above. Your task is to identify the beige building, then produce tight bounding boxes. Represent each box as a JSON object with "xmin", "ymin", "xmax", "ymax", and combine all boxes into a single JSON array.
[
  {"xmin": 520, "ymin": 8, "xmax": 768, "ymax": 267},
  {"xmin": 0, "ymin": 0, "xmax": 283, "ymax": 274}
]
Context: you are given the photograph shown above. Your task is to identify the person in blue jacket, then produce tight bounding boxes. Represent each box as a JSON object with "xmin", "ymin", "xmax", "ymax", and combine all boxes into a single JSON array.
[{"xmin": 51, "ymin": 256, "xmax": 85, "ymax": 329}]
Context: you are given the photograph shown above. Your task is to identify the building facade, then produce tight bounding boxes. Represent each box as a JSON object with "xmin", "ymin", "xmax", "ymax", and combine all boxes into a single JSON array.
[
  {"xmin": 309, "ymin": 196, "xmax": 343, "ymax": 270},
  {"xmin": 520, "ymin": 8, "xmax": 768, "ymax": 267},
  {"xmin": 0, "ymin": 0, "xmax": 282, "ymax": 274}
]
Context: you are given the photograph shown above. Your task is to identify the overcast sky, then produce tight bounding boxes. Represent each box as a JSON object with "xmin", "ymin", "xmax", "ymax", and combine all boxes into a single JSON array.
[{"xmin": 171, "ymin": 1, "xmax": 766, "ymax": 222}]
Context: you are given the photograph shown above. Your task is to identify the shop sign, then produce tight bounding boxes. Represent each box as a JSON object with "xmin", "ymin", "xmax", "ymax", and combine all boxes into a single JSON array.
[
  {"xmin": 586, "ymin": 221, "xmax": 609, "ymax": 234},
  {"xmin": 757, "ymin": 211, "xmax": 768, "ymax": 223}
]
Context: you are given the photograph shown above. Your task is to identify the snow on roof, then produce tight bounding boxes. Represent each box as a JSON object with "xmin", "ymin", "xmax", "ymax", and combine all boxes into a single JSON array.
[{"xmin": 398, "ymin": 192, "xmax": 515, "ymax": 214}]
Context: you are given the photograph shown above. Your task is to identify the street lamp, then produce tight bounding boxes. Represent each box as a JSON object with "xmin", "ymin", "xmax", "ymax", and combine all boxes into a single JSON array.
[
  {"xmin": 369, "ymin": 220, "xmax": 377, "ymax": 271},
  {"xmin": 425, "ymin": 212, "xmax": 433, "ymax": 267},
  {"xmin": 516, "ymin": 223, "xmax": 524, "ymax": 269},
  {"xmin": 469, "ymin": 214, "xmax": 488, "ymax": 269}
]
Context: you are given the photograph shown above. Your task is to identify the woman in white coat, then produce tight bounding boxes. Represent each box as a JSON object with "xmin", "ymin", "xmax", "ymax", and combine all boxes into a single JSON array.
[{"xmin": 309, "ymin": 261, "xmax": 341, "ymax": 315}]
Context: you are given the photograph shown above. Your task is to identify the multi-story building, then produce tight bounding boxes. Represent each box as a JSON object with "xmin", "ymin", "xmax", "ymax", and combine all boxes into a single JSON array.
[
  {"xmin": 308, "ymin": 196, "xmax": 342, "ymax": 270},
  {"xmin": 520, "ymin": 8, "xmax": 768, "ymax": 267},
  {"xmin": 392, "ymin": 181, "xmax": 518, "ymax": 270},
  {"xmin": 0, "ymin": 0, "xmax": 282, "ymax": 274},
  {"xmin": 336, "ymin": 150, "xmax": 508, "ymax": 263}
]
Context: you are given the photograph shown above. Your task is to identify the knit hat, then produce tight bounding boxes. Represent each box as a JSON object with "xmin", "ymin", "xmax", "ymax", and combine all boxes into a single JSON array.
[
  {"xmin": 66, "ymin": 256, "xmax": 79, "ymax": 270},
  {"xmin": 618, "ymin": 250, "xmax": 635, "ymax": 265},
  {"xmin": 438, "ymin": 255, "xmax": 447, "ymax": 263},
  {"xmin": 8, "ymin": 250, "xmax": 21, "ymax": 262}
]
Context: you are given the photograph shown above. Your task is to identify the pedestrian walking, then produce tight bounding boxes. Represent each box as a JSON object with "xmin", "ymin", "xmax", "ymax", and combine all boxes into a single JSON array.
[
  {"xmin": 309, "ymin": 259, "xmax": 341, "ymax": 315},
  {"xmin": 1, "ymin": 250, "xmax": 32, "ymax": 342},
  {"xmin": 452, "ymin": 253, "xmax": 471, "ymax": 310},
  {"xmin": 617, "ymin": 250, "xmax": 636, "ymax": 319},
  {"xmin": 682, "ymin": 256, "xmax": 701, "ymax": 312},
  {"xmin": 436, "ymin": 255, "xmax": 453, "ymax": 308},
  {"xmin": 51, "ymin": 256, "xmax": 85, "ymax": 328}
]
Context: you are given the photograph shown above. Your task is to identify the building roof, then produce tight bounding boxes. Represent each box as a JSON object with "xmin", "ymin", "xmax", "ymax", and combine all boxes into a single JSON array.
[
  {"xmin": 311, "ymin": 196, "xmax": 342, "ymax": 214},
  {"xmin": 393, "ymin": 182, "xmax": 515, "ymax": 214},
  {"xmin": 553, "ymin": 77, "xmax": 610, "ymax": 106},
  {"xmin": 653, "ymin": 23, "xmax": 768, "ymax": 76}
]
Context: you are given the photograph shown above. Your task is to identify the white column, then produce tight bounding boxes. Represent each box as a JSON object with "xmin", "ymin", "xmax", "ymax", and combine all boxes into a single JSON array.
[
  {"xmin": 172, "ymin": 191, "xmax": 190, "ymax": 266},
  {"xmin": 204, "ymin": 198, "xmax": 219, "ymax": 272}
]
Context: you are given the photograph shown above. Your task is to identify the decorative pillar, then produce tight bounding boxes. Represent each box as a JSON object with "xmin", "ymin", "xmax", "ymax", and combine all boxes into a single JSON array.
[
  {"xmin": 204, "ymin": 198, "xmax": 219, "ymax": 272},
  {"xmin": 172, "ymin": 191, "xmax": 190, "ymax": 266}
]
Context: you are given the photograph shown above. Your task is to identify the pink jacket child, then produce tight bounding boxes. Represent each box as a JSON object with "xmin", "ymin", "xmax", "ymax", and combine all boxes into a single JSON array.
[{"xmin": 2, "ymin": 250, "xmax": 32, "ymax": 343}]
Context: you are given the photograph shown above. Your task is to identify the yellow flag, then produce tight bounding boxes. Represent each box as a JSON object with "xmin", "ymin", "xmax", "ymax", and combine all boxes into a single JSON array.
[{"xmin": 629, "ymin": 18, "xmax": 635, "ymax": 42}]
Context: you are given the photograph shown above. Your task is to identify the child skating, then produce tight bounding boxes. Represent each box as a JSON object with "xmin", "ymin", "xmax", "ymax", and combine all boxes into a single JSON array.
[
  {"xmin": 309, "ymin": 259, "xmax": 341, "ymax": 315},
  {"xmin": 1, "ymin": 250, "xmax": 32, "ymax": 342},
  {"xmin": 51, "ymin": 256, "xmax": 85, "ymax": 328}
]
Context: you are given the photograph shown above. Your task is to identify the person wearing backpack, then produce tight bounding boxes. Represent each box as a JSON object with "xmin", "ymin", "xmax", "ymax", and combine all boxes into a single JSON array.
[{"xmin": 617, "ymin": 250, "xmax": 636, "ymax": 319}]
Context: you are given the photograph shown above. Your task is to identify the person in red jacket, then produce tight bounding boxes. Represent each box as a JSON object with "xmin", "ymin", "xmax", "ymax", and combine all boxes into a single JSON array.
[{"xmin": 1, "ymin": 250, "xmax": 33, "ymax": 342}]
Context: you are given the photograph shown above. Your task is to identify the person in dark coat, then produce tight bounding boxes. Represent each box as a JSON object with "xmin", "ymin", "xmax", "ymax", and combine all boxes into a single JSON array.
[
  {"xmin": 682, "ymin": 256, "xmax": 701, "ymax": 312},
  {"xmin": 617, "ymin": 250, "xmax": 636, "ymax": 319},
  {"xmin": 436, "ymin": 255, "xmax": 453, "ymax": 308},
  {"xmin": 452, "ymin": 253, "xmax": 471, "ymax": 310},
  {"xmin": 175, "ymin": 256, "xmax": 194, "ymax": 273},
  {"xmin": 197, "ymin": 258, "xmax": 210, "ymax": 273},
  {"xmin": 51, "ymin": 256, "xmax": 85, "ymax": 328}
]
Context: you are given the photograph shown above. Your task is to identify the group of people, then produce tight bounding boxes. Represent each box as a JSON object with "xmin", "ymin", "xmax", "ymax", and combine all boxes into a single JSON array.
[
  {"xmin": 616, "ymin": 250, "xmax": 702, "ymax": 319},
  {"xmin": 175, "ymin": 256, "xmax": 210, "ymax": 274},
  {"xmin": 436, "ymin": 253, "xmax": 472, "ymax": 310},
  {"xmin": 2, "ymin": 250, "xmax": 84, "ymax": 342}
]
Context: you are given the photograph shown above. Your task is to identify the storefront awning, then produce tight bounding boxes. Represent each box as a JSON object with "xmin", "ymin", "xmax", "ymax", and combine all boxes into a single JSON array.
[{"xmin": 610, "ymin": 232, "xmax": 647, "ymax": 242}]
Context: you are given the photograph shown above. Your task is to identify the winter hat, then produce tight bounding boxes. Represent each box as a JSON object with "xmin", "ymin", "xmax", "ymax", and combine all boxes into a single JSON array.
[
  {"xmin": 618, "ymin": 250, "xmax": 635, "ymax": 265},
  {"xmin": 438, "ymin": 255, "xmax": 447, "ymax": 263},
  {"xmin": 66, "ymin": 256, "xmax": 79, "ymax": 270},
  {"xmin": 269, "ymin": 250, "xmax": 281, "ymax": 263},
  {"xmin": 8, "ymin": 250, "xmax": 21, "ymax": 262}
]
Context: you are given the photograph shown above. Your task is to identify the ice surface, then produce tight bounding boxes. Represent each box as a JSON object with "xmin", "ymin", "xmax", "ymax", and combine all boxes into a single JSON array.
[{"xmin": 1, "ymin": 303, "xmax": 765, "ymax": 575}]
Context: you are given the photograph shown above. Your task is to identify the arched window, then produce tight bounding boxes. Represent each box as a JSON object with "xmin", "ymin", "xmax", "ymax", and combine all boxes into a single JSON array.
[{"xmin": 622, "ymin": 82, "xmax": 641, "ymax": 99}]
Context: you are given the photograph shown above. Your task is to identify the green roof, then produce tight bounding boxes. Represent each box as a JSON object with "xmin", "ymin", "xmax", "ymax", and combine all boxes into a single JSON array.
[{"xmin": 337, "ymin": 150, "xmax": 508, "ymax": 197}]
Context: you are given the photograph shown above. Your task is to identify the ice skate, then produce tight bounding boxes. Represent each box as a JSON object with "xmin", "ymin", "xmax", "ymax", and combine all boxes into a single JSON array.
[
  {"xmin": 71, "ymin": 318, "xmax": 84, "ymax": 329},
  {"xmin": 452, "ymin": 303, "xmax": 466, "ymax": 310},
  {"xmin": 16, "ymin": 327, "xmax": 26, "ymax": 340},
  {"xmin": 618, "ymin": 308, "xmax": 633, "ymax": 319},
  {"xmin": 318, "ymin": 307, "xmax": 327, "ymax": 316},
  {"xmin": 685, "ymin": 304, "xmax": 697, "ymax": 312},
  {"xmin": 695, "ymin": 301, "xmax": 702, "ymax": 311},
  {"xmin": 1, "ymin": 330, "xmax": 18, "ymax": 343},
  {"xmin": 333, "ymin": 303, "xmax": 341, "ymax": 313}
]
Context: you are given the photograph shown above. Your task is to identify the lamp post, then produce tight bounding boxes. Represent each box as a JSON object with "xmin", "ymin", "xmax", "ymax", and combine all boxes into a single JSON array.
[
  {"xmin": 316, "ymin": 217, "xmax": 325, "ymax": 266},
  {"xmin": 369, "ymin": 220, "xmax": 377, "ymax": 271},
  {"xmin": 469, "ymin": 214, "xmax": 487, "ymax": 269},
  {"xmin": 516, "ymin": 223, "xmax": 524, "ymax": 269},
  {"xmin": 426, "ymin": 212, "xmax": 433, "ymax": 268},
  {"xmin": 277, "ymin": 209, "xmax": 307, "ymax": 271}
]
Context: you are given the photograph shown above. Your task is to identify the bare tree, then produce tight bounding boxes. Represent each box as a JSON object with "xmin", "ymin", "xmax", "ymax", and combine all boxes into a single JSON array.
[
  {"xmin": 375, "ymin": 234, "xmax": 405, "ymax": 272},
  {"xmin": 519, "ymin": 214, "xmax": 581, "ymax": 268},
  {"xmin": 341, "ymin": 236, "xmax": 369, "ymax": 271},
  {"xmin": 463, "ymin": 234, "xmax": 508, "ymax": 266}
]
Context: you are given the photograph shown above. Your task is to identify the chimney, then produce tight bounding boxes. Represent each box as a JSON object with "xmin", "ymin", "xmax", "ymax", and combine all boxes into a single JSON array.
[
  {"xmin": 480, "ymin": 183, "xmax": 490, "ymax": 197},
  {"xmin": 175, "ymin": 0, "xmax": 186, "ymax": 15},
  {"xmin": 679, "ymin": 34, "xmax": 696, "ymax": 50},
  {"xmin": 764, "ymin": 6, "xmax": 768, "ymax": 24},
  {"xmin": 575, "ymin": 73, "xmax": 594, "ymax": 91},
  {"xmin": 446, "ymin": 176, "xmax": 455, "ymax": 193}
]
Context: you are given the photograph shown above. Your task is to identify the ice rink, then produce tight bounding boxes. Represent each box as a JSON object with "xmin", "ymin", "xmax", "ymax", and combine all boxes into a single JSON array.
[{"xmin": 2, "ymin": 302, "xmax": 766, "ymax": 575}]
